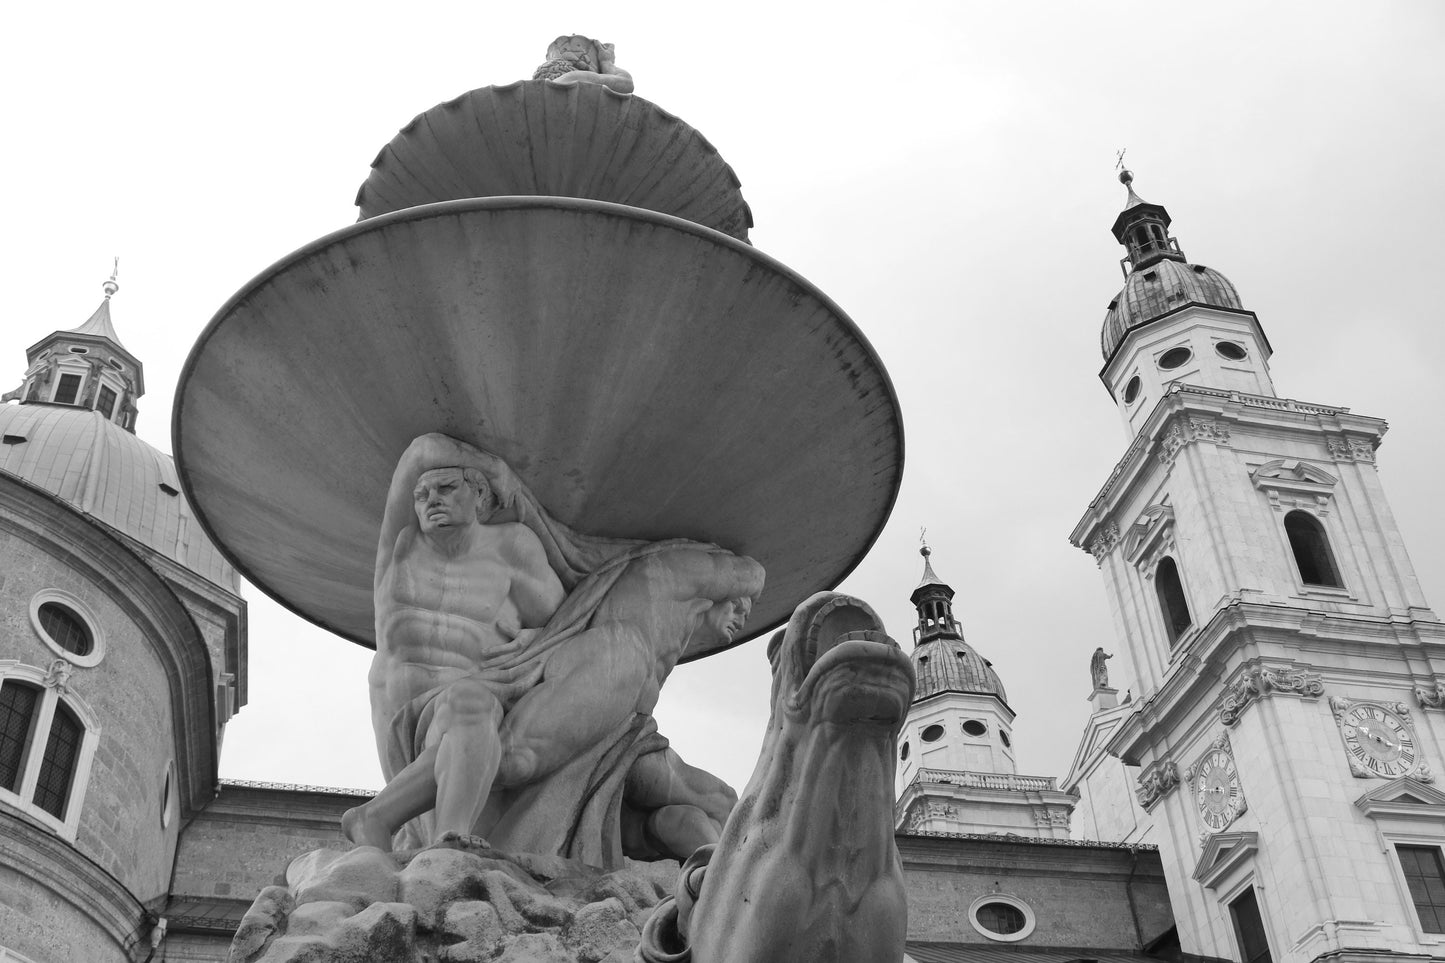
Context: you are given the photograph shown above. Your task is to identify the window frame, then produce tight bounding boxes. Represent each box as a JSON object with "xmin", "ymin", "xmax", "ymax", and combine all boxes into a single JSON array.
[
  {"xmin": 1355, "ymin": 779, "xmax": 1445, "ymax": 944},
  {"xmin": 967, "ymin": 892, "xmax": 1037, "ymax": 943},
  {"xmin": 1226, "ymin": 884, "xmax": 1275, "ymax": 963},
  {"xmin": 1282, "ymin": 509, "xmax": 1346, "ymax": 591},
  {"xmin": 0, "ymin": 661, "xmax": 100, "ymax": 839},
  {"xmin": 29, "ymin": 589, "xmax": 105, "ymax": 667}
]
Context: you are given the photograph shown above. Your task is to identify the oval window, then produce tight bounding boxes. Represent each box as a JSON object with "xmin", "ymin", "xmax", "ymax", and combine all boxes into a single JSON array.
[
  {"xmin": 1122, "ymin": 375, "xmax": 1141, "ymax": 404},
  {"xmin": 38, "ymin": 602, "xmax": 93, "ymax": 657},
  {"xmin": 921, "ymin": 724, "xmax": 945, "ymax": 743},
  {"xmin": 976, "ymin": 902, "xmax": 1026, "ymax": 936},
  {"xmin": 900, "ymin": 741, "xmax": 910, "ymax": 761},
  {"xmin": 1158, "ymin": 346, "xmax": 1193, "ymax": 370},
  {"xmin": 1215, "ymin": 341, "xmax": 1247, "ymax": 361},
  {"xmin": 68, "ymin": 346, "xmax": 90, "ymax": 354},
  {"xmin": 1000, "ymin": 729, "xmax": 1012, "ymax": 748},
  {"xmin": 962, "ymin": 719, "xmax": 987, "ymax": 737},
  {"xmin": 968, "ymin": 894, "xmax": 1037, "ymax": 942}
]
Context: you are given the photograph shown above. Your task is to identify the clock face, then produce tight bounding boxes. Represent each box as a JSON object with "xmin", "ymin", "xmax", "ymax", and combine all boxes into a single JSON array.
[
  {"xmin": 1341, "ymin": 704, "xmax": 1417, "ymax": 777},
  {"xmin": 1195, "ymin": 749, "xmax": 1245, "ymax": 833}
]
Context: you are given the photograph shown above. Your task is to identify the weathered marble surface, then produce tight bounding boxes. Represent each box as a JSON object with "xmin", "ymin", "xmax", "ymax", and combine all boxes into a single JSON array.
[
  {"xmin": 641, "ymin": 593, "xmax": 915, "ymax": 962},
  {"xmin": 531, "ymin": 36, "xmax": 634, "ymax": 93},
  {"xmin": 228, "ymin": 843, "xmax": 671, "ymax": 963},
  {"xmin": 349, "ymin": 433, "xmax": 758, "ymax": 861}
]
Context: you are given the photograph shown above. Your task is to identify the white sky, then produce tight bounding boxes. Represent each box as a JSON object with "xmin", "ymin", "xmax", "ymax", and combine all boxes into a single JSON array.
[{"xmin": 3, "ymin": 2, "xmax": 1443, "ymax": 803}]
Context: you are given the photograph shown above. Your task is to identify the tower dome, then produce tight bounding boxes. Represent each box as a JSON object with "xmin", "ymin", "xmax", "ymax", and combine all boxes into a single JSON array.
[{"xmin": 1100, "ymin": 170, "xmax": 1245, "ymax": 361}]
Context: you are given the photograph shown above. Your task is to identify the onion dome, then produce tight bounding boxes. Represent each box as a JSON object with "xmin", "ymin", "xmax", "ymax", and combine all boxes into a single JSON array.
[
  {"xmin": 1101, "ymin": 171, "xmax": 1244, "ymax": 359},
  {"xmin": 908, "ymin": 545, "xmax": 1008, "ymax": 706}
]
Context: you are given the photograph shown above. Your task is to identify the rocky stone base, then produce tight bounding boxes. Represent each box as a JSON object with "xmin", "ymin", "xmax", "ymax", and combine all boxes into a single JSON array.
[{"xmin": 229, "ymin": 843, "xmax": 674, "ymax": 963}]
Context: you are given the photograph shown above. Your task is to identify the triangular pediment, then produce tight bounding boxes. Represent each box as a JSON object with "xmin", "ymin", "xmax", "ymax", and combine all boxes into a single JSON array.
[
  {"xmin": 1356, "ymin": 777, "xmax": 1445, "ymax": 821},
  {"xmin": 1123, "ymin": 503, "xmax": 1174, "ymax": 564},
  {"xmin": 1192, "ymin": 831, "xmax": 1259, "ymax": 889}
]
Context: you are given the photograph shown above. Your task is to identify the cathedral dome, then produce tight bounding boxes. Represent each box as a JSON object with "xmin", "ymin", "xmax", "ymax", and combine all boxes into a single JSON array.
[
  {"xmin": 1101, "ymin": 259, "xmax": 1243, "ymax": 359},
  {"xmin": 911, "ymin": 639, "xmax": 1008, "ymax": 706},
  {"xmin": 0, "ymin": 403, "xmax": 238, "ymax": 590}
]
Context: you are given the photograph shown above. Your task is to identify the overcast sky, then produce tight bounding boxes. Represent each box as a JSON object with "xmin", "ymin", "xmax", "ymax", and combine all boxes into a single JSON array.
[{"xmin": 3, "ymin": 2, "xmax": 1443, "ymax": 815}]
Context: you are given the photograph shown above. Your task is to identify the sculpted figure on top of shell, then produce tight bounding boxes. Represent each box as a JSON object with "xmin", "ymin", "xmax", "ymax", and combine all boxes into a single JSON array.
[{"xmin": 533, "ymin": 35, "xmax": 635, "ymax": 93}]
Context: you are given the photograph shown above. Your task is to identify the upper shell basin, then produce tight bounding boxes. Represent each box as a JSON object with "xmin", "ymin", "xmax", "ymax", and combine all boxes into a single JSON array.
[{"xmin": 354, "ymin": 80, "xmax": 754, "ymax": 242}]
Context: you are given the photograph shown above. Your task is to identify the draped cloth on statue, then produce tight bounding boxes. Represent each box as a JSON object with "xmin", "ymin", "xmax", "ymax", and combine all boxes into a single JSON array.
[{"xmin": 379, "ymin": 448, "xmax": 707, "ymax": 863}]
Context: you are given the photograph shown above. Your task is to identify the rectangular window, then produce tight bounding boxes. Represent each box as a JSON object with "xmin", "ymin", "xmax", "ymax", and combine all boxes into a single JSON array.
[
  {"xmin": 96, "ymin": 385, "xmax": 117, "ymax": 419},
  {"xmin": 1229, "ymin": 888, "xmax": 1273, "ymax": 963},
  {"xmin": 53, "ymin": 373, "xmax": 82, "ymax": 405},
  {"xmin": 33, "ymin": 704, "xmax": 81, "ymax": 819},
  {"xmin": 1397, "ymin": 844, "xmax": 1445, "ymax": 934}
]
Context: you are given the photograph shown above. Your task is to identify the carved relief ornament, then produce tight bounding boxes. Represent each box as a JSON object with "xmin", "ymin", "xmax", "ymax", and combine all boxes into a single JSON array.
[
  {"xmin": 1087, "ymin": 520, "xmax": 1121, "ymax": 564},
  {"xmin": 1157, "ymin": 417, "xmax": 1232, "ymax": 468},
  {"xmin": 1219, "ymin": 663, "xmax": 1325, "ymax": 727},
  {"xmin": 1415, "ymin": 682, "xmax": 1445, "ymax": 710},
  {"xmin": 1250, "ymin": 459, "xmax": 1337, "ymax": 514},
  {"xmin": 1136, "ymin": 759, "xmax": 1181, "ymax": 809},
  {"xmin": 1326, "ymin": 437, "xmax": 1376, "ymax": 463}
]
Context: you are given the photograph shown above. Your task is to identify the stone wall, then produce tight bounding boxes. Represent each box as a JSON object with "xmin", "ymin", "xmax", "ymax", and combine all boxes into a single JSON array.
[{"xmin": 899, "ymin": 832, "xmax": 1173, "ymax": 950}]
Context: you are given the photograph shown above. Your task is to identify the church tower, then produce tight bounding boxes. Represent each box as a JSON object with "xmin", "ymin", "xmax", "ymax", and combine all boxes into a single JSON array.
[
  {"xmin": 895, "ymin": 544, "xmax": 1075, "ymax": 838},
  {"xmin": 1071, "ymin": 171, "xmax": 1445, "ymax": 963}
]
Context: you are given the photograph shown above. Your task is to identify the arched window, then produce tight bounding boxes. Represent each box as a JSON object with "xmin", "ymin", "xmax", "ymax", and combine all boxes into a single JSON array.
[
  {"xmin": 1155, "ymin": 557, "xmax": 1193, "ymax": 645},
  {"xmin": 0, "ymin": 668, "xmax": 97, "ymax": 835},
  {"xmin": 1285, "ymin": 511, "xmax": 1343, "ymax": 587}
]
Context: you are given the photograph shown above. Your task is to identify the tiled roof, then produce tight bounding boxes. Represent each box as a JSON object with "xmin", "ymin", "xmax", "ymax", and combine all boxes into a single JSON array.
[{"xmin": 0, "ymin": 403, "xmax": 238, "ymax": 590}]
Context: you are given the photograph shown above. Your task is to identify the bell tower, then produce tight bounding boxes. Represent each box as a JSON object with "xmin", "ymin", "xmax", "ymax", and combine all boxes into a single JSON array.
[
  {"xmin": 895, "ymin": 543, "xmax": 1075, "ymax": 838},
  {"xmin": 1071, "ymin": 171, "xmax": 1445, "ymax": 963}
]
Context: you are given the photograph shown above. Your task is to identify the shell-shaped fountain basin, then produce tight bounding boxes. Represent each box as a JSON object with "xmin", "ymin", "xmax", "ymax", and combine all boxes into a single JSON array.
[
  {"xmin": 173, "ymin": 197, "xmax": 901, "ymax": 659},
  {"xmin": 354, "ymin": 81, "xmax": 753, "ymax": 242}
]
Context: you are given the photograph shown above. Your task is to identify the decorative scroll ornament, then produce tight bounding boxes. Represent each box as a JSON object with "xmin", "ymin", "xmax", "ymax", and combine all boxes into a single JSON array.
[
  {"xmin": 1032, "ymin": 808, "xmax": 1071, "ymax": 828},
  {"xmin": 909, "ymin": 802, "xmax": 960, "ymax": 828},
  {"xmin": 1158, "ymin": 417, "xmax": 1232, "ymax": 468},
  {"xmin": 1135, "ymin": 760, "xmax": 1180, "ymax": 809},
  {"xmin": 1415, "ymin": 682, "xmax": 1445, "ymax": 710},
  {"xmin": 1220, "ymin": 663, "xmax": 1325, "ymax": 726},
  {"xmin": 42, "ymin": 659, "xmax": 72, "ymax": 695},
  {"xmin": 1326, "ymin": 437, "xmax": 1377, "ymax": 463},
  {"xmin": 1087, "ymin": 520, "xmax": 1121, "ymax": 564},
  {"xmin": 1330, "ymin": 696, "xmax": 1433, "ymax": 782}
]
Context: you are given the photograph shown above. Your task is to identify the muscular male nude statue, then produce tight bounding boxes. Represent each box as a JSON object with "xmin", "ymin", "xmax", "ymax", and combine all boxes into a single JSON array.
[
  {"xmin": 343, "ymin": 434, "xmax": 566, "ymax": 850},
  {"xmin": 344, "ymin": 433, "xmax": 764, "ymax": 856}
]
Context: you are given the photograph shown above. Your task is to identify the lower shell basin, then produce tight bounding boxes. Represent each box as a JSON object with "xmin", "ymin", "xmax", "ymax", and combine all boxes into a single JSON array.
[{"xmin": 173, "ymin": 197, "xmax": 904, "ymax": 659}]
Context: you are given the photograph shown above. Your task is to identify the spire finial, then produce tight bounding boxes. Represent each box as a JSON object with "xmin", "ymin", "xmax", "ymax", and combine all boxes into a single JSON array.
[
  {"xmin": 920, "ymin": 526, "xmax": 930, "ymax": 558},
  {"xmin": 1115, "ymin": 148, "xmax": 1132, "ymax": 187},
  {"xmin": 102, "ymin": 257, "xmax": 119, "ymax": 300}
]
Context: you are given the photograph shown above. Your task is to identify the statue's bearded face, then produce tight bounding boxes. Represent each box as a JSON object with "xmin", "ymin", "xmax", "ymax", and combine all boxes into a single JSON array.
[
  {"xmin": 414, "ymin": 467, "xmax": 483, "ymax": 533},
  {"xmin": 703, "ymin": 596, "xmax": 753, "ymax": 645}
]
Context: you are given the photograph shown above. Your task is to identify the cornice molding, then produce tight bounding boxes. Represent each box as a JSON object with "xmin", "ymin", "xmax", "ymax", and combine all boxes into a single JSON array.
[{"xmin": 1071, "ymin": 384, "xmax": 1388, "ymax": 554}]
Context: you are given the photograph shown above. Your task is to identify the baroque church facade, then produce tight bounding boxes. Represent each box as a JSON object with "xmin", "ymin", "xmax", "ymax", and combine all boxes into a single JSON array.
[{"xmin": 4, "ymin": 172, "xmax": 1445, "ymax": 963}]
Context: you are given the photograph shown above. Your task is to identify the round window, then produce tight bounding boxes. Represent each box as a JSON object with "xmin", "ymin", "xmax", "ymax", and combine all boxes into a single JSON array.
[
  {"xmin": 1122, "ymin": 375, "xmax": 1141, "ymax": 404},
  {"xmin": 1000, "ymin": 729, "xmax": 1012, "ymax": 748},
  {"xmin": 29, "ymin": 590, "xmax": 105, "ymax": 667},
  {"xmin": 968, "ymin": 894, "xmax": 1037, "ymax": 942},
  {"xmin": 921, "ymin": 724, "xmax": 945, "ymax": 743},
  {"xmin": 962, "ymin": 719, "xmax": 987, "ymax": 737},
  {"xmin": 900, "ymin": 741, "xmax": 910, "ymax": 761},
  {"xmin": 1158, "ymin": 346, "xmax": 1193, "ymax": 370},
  {"xmin": 1215, "ymin": 341, "xmax": 1247, "ymax": 361}
]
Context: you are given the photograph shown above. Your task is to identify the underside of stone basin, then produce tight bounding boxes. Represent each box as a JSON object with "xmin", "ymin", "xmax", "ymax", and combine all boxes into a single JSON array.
[{"xmin": 174, "ymin": 196, "xmax": 903, "ymax": 657}]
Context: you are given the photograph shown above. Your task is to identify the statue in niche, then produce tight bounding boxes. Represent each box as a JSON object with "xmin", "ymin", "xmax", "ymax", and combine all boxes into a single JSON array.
[
  {"xmin": 1091, "ymin": 646, "xmax": 1113, "ymax": 690},
  {"xmin": 532, "ymin": 34, "xmax": 634, "ymax": 93},
  {"xmin": 342, "ymin": 433, "xmax": 762, "ymax": 866}
]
